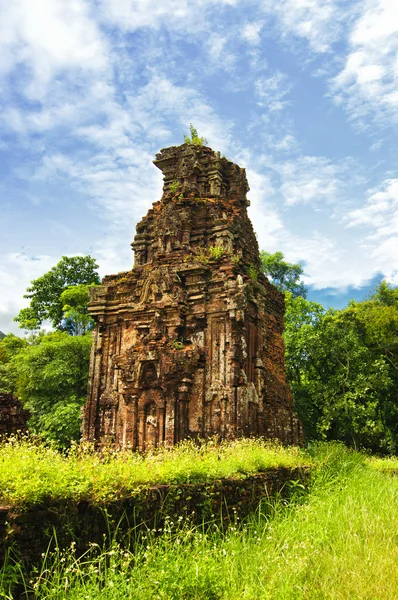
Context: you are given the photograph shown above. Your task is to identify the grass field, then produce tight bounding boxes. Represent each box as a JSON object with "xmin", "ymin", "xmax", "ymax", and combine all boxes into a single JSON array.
[
  {"xmin": 1, "ymin": 442, "xmax": 398, "ymax": 599},
  {"xmin": 0, "ymin": 436, "xmax": 308, "ymax": 507}
]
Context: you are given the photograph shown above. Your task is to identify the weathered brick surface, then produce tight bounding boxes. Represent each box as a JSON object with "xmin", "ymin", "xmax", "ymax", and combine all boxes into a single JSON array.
[
  {"xmin": 0, "ymin": 393, "xmax": 29, "ymax": 436},
  {"xmin": 0, "ymin": 467, "xmax": 309, "ymax": 569},
  {"xmin": 83, "ymin": 144, "xmax": 302, "ymax": 449}
]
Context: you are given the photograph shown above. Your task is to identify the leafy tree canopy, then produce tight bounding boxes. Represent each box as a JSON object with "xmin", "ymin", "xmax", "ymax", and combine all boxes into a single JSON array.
[
  {"xmin": 60, "ymin": 284, "xmax": 98, "ymax": 336},
  {"xmin": 371, "ymin": 280, "xmax": 398, "ymax": 307},
  {"xmin": 285, "ymin": 281, "xmax": 398, "ymax": 453},
  {"xmin": 260, "ymin": 251, "xmax": 307, "ymax": 298},
  {"xmin": 0, "ymin": 333, "xmax": 28, "ymax": 394},
  {"xmin": 13, "ymin": 331, "xmax": 92, "ymax": 448},
  {"xmin": 14, "ymin": 255, "xmax": 100, "ymax": 332},
  {"xmin": 184, "ymin": 123, "xmax": 208, "ymax": 146}
]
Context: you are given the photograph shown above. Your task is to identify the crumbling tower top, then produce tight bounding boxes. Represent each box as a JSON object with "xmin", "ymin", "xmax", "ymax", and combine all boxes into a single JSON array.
[
  {"xmin": 153, "ymin": 144, "xmax": 250, "ymax": 202},
  {"xmin": 131, "ymin": 144, "xmax": 260, "ymax": 273}
]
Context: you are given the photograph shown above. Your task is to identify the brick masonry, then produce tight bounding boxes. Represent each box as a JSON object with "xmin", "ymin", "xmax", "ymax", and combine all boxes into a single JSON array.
[
  {"xmin": 83, "ymin": 144, "xmax": 302, "ymax": 449},
  {"xmin": 0, "ymin": 393, "xmax": 29, "ymax": 436}
]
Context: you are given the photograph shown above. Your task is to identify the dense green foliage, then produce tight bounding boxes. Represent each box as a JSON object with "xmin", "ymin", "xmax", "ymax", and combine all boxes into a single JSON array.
[
  {"xmin": 14, "ymin": 333, "xmax": 91, "ymax": 447},
  {"xmin": 259, "ymin": 251, "xmax": 398, "ymax": 452},
  {"xmin": 2, "ymin": 444, "xmax": 398, "ymax": 599},
  {"xmin": 14, "ymin": 255, "xmax": 100, "ymax": 331},
  {"xmin": 1, "ymin": 256, "xmax": 98, "ymax": 445},
  {"xmin": 0, "ymin": 437, "xmax": 306, "ymax": 507},
  {"xmin": 285, "ymin": 283, "xmax": 398, "ymax": 453},
  {"xmin": 0, "ymin": 333, "xmax": 28, "ymax": 394},
  {"xmin": 60, "ymin": 283, "xmax": 97, "ymax": 335},
  {"xmin": 260, "ymin": 251, "xmax": 307, "ymax": 298},
  {"xmin": 0, "ymin": 332, "xmax": 91, "ymax": 447}
]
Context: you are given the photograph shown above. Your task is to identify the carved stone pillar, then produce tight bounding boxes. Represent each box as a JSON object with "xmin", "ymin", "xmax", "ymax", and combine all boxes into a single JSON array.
[
  {"xmin": 138, "ymin": 408, "xmax": 145, "ymax": 451},
  {"xmin": 157, "ymin": 404, "xmax": 166, "ymax": 446}
]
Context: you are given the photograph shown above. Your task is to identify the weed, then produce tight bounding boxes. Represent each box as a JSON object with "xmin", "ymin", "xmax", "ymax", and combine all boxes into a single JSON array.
[
  {"xmin": 247, "ymin": 264, "xmax": 258, "ymax": 281},
  {"xmin": 169, "ymin": 339, "xmax": 184, "ymax": 351},
  {"xmin": 169, "ymin": 179, "xmax": 179, "ymax": 193},
  {"xmin": 208, "ymin": 245, "xmax": 225, "ymax": 260},
  {"xmin": 183, "ymin": 123, "xmax": 208, "ymax": 146}
]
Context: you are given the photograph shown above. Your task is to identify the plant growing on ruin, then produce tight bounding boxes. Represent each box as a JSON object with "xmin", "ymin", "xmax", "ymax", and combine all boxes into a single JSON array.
[
  {"xmin": 184, "ymin": 123, "xmax": 208, "ymax": 146},
  {"xmin": 192, "ymin": 245, "xmax": 226, "ymax": 264},
  {"xmin": 208, "ymin": 245, "xmax": 225, "ymax": 260},
  {"xmin": 247, "ymin": 264, "xmax": 258, "ymax": 281},
  {"xmin": 170, "ymin": 179, "xmax": 179, "ymax": 193},
  {"xmin": 169, "ymin": 338, "xmax": 184, "ymax": 350}
]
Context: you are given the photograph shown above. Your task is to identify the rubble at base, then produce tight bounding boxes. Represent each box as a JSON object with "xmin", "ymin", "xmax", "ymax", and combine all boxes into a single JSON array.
[{"xmin": 0, "ymin": 393, "xmax": 29, "ymax": 436}]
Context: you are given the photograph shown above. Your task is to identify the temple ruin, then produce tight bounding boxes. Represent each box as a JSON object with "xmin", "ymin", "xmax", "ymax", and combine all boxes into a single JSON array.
[
  {"xmin": 83, "ymin": 143, "xmax": 302, "ymax": 449},
  {"xmin": 0, "ymin": 393, "xmax": 29, "ymax": 436}
]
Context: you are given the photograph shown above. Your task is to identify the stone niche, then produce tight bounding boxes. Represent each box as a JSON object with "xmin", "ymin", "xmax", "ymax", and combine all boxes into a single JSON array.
[
  {"xmin": 0, "ymin": 393, "xmax": 29, "ymax": 436},
  {"xmin": 83, "ymin": 144, "xmax": 302, "ymax": 450}
]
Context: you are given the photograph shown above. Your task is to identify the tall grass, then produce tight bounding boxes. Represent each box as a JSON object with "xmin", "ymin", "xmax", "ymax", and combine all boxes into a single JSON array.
[
  {"xmin": 3, "ymin": 442, "xmax": 398, "ymax": 599},
  {"xmin": 0, "ymin": 436, "xmax": 307, "ymax": 506}
]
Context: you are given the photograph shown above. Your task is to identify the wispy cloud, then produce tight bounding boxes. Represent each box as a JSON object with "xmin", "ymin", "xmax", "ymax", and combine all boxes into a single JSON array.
[
  {"xmin": 346, "ymin": 177, "xmax": 398, "ymax": 233},
  {"xmin": 345, "ymin": 177, "xmax": 398, "ymax": 283},
  {"xmin": 262, "ymin": 0, "xmax": 350, "ymax": 53},
  {"xmin": 255, "ymin": 72, "xmax": 292, "ymax": 112},
  {"xmin": 0, "ymin": 253, "xmax": 58, "ymax": 334},
  {"xmin": 0, "ymin": 0, "xmax": 108, "ymax": 99},
  {"xmin": 278, "ymin": 155, "xmax": 353, "ymax": 207},
  {"xmin": 332, "ymin": 0, "xmax": 398, "ymax": 125},
  {"xmin": 1, "ymin": 0, "xmax": 398, "ymax": 336}
]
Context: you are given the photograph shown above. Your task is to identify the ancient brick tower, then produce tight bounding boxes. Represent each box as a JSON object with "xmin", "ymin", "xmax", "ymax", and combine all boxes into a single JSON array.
[{"xmin": 83, "ymin": 144, "xmax": 301, "ymax": 449}]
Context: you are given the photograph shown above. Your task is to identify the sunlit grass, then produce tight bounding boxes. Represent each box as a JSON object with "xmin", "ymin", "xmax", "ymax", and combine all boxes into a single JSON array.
[
  {"xmin": 3, "ymin": 443, "xmax": 398, "ymax": 599},
  {"xmin": 366, "ymin": 454, "xmax": 398, "ymax": 473},
  {"xmin": 0, "ymin": 436, "xmax": 308, "ymax": 507}
]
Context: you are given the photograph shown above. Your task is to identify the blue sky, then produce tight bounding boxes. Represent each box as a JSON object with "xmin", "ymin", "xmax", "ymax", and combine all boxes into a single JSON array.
[{"xmin": 1, "ymin": 0, "xmax": 397, "ymax": 333}]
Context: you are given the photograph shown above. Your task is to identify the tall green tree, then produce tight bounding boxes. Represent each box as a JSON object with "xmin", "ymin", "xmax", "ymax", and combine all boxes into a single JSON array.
[
  {"xmin": 0, "ymin": 334, "xmax": 28, "ymax": 394},
  {"xmin": 283, "ymin": 293, "xmax": 326, "ymax": 440},
  {"xmin": 260, "ymin": 251, "xmax": 307, "ymax": 298},
  {"xmin": 14, "ymin": 255, "xmax": 100, "ymax": 331},
  {"xmin": 60, "ymin": 284, "xmax": 97, "ymax": 336},
  {"xmin": 14, "ymin": 332, "xmax": 92, "ymax": 448},
  {"xmin": 285, "ymin": 282, "xmax": 398, "ymax": 453}
]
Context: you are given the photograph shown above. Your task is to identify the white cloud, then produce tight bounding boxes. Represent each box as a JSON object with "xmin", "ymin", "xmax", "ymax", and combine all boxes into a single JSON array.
[
  {"xmin": 0, "ymin": 0, "xmax": 108, "ymax": 99},
  {"xmin": 247, "ymin": 169, "xmax": 351, "ymax": 289},
  {"xmin": 262, "ymin": 0, "xmax": 348, "ymax": 53},
  {"xmin": 344, "ymin": 177, "xmax": 398, "ymax": 283},
  {"xmin": 346, "ymin": 178, "xmax": 398, "ymax": 234},
  {"xmin": 332, "ymin": 0, "xmax": 398, "ymax": 124},
  {"xmin": 98, "ymin": 0, "xmax": 238, "ymax": 32},
  {"xmin": 2, "ymin": 0, "xmax": 398, "ymax": 335},
  {"xmin": 0, "ymin": 253, "xmax": 57, "ymax": 334},
  {"xmin": 277, "ymin": 155, "xmax": 351, "ymax": 207},
  {"xmin": 98, "ymin": 0, "xmax": 348, "ymax": 57},
  {"xmin": 241, "ymin": 21, "xmax": 265, "ymax": 45},
  {"xmin": 15, "ymin": 71, "xmax": 234, "ymax": 231},
  {"xmin": 255, "ymin": 72, "xmax": 292, "ymax": 112}
]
